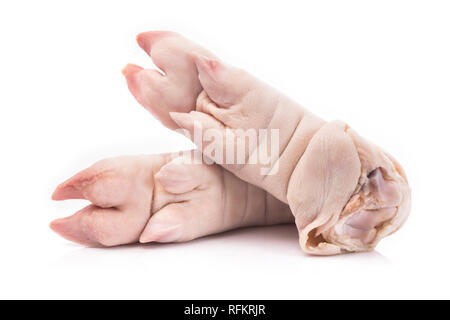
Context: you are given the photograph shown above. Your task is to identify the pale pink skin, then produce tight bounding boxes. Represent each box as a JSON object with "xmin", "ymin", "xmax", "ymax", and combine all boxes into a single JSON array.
[
  {"xmin": 51, "ymin": 151, "xmax": 292, "ymax": 247},
  {"xmin": 122, "ymin": 31, "xmax": 411, "ymax": 254},
  {"xmin": 123, "ymin": 31, "xmax": 217, "ymax": 129}
]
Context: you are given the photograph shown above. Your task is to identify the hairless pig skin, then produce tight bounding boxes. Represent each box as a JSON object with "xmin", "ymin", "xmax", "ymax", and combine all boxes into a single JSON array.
[
  {"xmin": 121, "ymin": 31, "xmax": 411, "ymax": 255},
  {"xmin": 51, "ymin": 151, "xmax": 292, "ymax": 246}
]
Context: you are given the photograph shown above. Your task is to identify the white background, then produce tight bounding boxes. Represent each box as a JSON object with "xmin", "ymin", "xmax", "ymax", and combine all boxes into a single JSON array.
[{"xmin": 0, "ymin": 0, "xmax": 449, "ymax": 299}]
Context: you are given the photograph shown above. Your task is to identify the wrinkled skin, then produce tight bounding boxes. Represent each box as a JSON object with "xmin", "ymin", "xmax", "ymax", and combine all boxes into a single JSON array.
[
  {"xmin": 51, "ymin": 151, "xmax": 292, "ymax": 246},
  {"xmin": 122, "ymin": 31, "xmax": 411, "ymax": 255}
]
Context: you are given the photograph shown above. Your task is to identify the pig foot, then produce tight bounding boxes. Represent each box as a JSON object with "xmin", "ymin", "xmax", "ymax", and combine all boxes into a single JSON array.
[
  {"xmin": 51, "ymin": 152, "xmax": 292, "ymax": 246},
  {"xmin": 122, "ymin": 31, "xmax": 216, "ymax": 129},
  {"xmin": 123, "ymin": 31, "xmax": 411, "ymax": 255}
]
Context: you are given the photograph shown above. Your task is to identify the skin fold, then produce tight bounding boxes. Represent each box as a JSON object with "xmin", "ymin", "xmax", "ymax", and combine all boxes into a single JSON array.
[
  {"xmin": 122, "ymin": 31, "xmax": 411, "ymax": 255},
  {"xmin": 51, "ymin": 151, "xmax": 292, "ymax": 246}
]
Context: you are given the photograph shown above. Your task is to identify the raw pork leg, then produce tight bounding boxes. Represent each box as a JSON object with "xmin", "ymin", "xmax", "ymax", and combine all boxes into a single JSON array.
[
  {"xmin": 123, "ymin": 32, "xmax": 411, "ymax": 255},
  {"xmin": 51, "ymin": 151, "xmax": 292, "ymax": 246}
]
